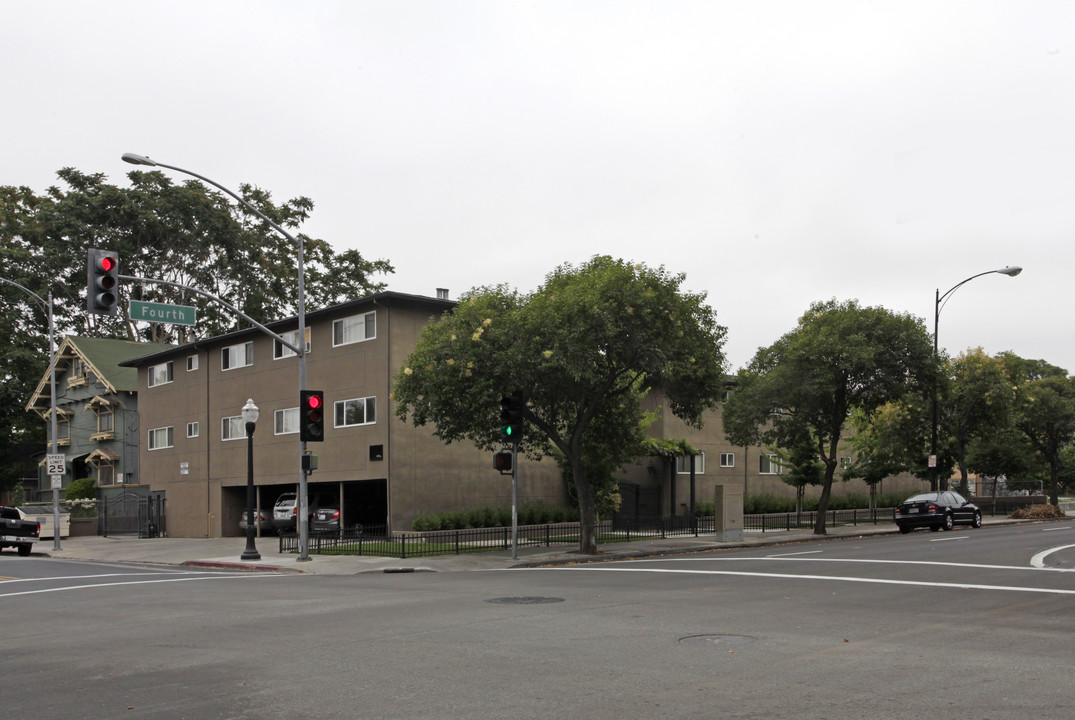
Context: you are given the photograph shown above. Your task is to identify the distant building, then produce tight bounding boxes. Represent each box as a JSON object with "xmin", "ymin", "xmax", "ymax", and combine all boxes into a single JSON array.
[{"xmin": 25, "ymin": 336, "xmax": 174, "ymax": 498}]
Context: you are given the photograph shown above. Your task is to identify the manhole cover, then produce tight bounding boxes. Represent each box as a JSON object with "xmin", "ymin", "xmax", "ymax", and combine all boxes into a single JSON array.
[
  {"xmin": 679, "ymin": 634, "xmax": 755, "ymax": 648},
  {"xmin": 485, "ymin": 596, "xmax": 565, "ymax": 605}
]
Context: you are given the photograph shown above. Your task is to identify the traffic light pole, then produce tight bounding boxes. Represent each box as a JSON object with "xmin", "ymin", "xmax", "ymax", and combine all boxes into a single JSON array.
[
  {"xmin": 510, "ymin": 438, "xmax": 519, "ymax": 561},
  {"xmin": 1, "ymin": 279, "xmax": 60, "ymax": 550}
]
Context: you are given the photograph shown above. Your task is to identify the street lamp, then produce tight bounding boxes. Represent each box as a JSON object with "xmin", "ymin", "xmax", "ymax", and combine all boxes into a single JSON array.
[
  {"xmin": 240, "ymin": 398, "xmax": 261, "ymax": 561},
  {"xmin": 930, "ymin": 266, "xmax": 1022, "ymax": 492},
  {"xmin": 122, "ymin": 153, "xmax": 313, "ymax": 561}
]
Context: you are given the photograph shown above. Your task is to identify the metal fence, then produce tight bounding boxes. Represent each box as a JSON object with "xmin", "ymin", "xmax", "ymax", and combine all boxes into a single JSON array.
[
  {"xmin": 745, "ymin": 507, "xmax": 896, "ymax": 532},
  {"xmin": 279, "ymin": 516, "xmax": 722, "ymax": 559}
]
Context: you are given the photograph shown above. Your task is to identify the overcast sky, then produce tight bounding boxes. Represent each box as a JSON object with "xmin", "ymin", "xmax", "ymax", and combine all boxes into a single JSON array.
[{"xmin": 3, "ymin": 1, "xmax": 1073, "ymax": 371}]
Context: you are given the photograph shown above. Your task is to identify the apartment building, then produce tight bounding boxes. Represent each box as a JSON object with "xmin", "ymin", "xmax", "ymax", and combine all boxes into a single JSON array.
[{"xmin": 120, "ymin": 291, "xmax": 567, "ymax": 538}]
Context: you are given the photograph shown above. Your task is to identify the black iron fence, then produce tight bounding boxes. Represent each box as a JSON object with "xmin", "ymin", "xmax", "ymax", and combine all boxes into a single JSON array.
[
  {"xmin": 279, "ymin": 509, "xmax": 905, "ymax": 559},
  {"xmin": 745, "ymin": 507, "xmax": 896, "ymax": 532}
]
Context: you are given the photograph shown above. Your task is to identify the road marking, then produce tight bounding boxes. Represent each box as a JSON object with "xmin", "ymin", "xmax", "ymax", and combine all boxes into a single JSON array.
[
  {"xmin": 766, "ymin": 550, "xmax": 822, "ymax": 558},
  {"xmin": 550, "ymin": 566, "xmax": 1075, "ymax": 595},
  {"xmin": 0, "ymin": 573, "xmax": 286, "ymax": 599},
  {"xmin": 0, "ymin": 571, "xmax": 229, "ymax": 586},
  {"xmin": 631, "ymin": 556, "xmax": 1074, "ymax": 573},
  {"xmin": 1042, "ymin": 526, "xmax": 1072, "ymax": 532},
  {"xmin": 1030, "ymin": 544, "xmax": 1075, "ymax": 568},
  {"xmin": 930, "ymin": 535, "xmax": 969, "ymax": 542}
]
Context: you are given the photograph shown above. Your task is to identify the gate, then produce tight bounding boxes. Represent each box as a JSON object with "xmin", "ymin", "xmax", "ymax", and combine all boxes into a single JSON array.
[{"xmin": 99, "ymin": 491, "xmax": 166, "ymax": 537}]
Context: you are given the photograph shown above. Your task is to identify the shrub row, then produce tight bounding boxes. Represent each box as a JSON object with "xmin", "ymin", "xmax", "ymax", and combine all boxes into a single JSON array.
[
  {"xmin": 743, "ymin": 492, "xmax": 908, "ymax": 515},
  {"xmin": 412, "ymin": 501, "xmax": 580, "ymax": 531}
]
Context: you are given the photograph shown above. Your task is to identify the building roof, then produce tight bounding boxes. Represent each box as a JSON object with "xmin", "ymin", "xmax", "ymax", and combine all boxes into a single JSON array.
[
  {"xmin": 118, "ymin": 290, "xmax": 456, "ymax": 367},
  {"xmin": 26, "ymin": 336, "xmax": 175, "ymax": 413}
]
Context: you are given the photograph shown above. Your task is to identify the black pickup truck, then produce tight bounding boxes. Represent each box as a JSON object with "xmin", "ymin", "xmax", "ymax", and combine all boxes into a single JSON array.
[{"xmin": 0, "ymin": 506, "xmax": 40, "ymax": 556}]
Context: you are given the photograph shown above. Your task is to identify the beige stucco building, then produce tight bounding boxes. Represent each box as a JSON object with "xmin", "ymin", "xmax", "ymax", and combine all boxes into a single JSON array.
[{"xmin": 121, "ymin": 290, "xmax": 926, "ymax": 539}]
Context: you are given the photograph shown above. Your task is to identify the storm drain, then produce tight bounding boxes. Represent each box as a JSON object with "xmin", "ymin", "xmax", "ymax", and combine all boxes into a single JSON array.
[
  {"xmin": 679, "ymin": 634, "xmax": 755, "ymax": 648},
  {"xmin": 485, "ymin": 596, "xmax": 565, "ymax": 605}
]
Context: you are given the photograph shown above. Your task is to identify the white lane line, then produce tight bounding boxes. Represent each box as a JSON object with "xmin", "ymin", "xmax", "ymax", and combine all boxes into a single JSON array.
[
  {"xmin": 930, "ymin": 536, "xmax": 969, "ymax": 542},
  {"xmin": 766, "ymin": 550, "xmax": 822, "ymax": 558},
  {"xmin": 0, "ymin": 571, "xmax": 234, "ymax": 586},
  {"xmin": 626, "ymin": 557, "xmax": 1074, "ymax": 573},
  {"xmin": 1042, "ymin": 526, "xmax": 1072, "ymax": 532},
  {"xmin": 1030, "ymin": 544, "xmax": 1075, "ymax": 569},
  {"xmin": 0, "ymin": 573, "xmax": 286, "ymax": 598},
  {"xmin": 549, "ymin": 566, "xmax": 1075, "ymax": 595}
]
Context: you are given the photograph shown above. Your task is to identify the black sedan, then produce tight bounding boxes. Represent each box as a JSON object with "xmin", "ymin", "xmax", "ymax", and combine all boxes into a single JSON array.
[{"xmin": 895, "ymin": 491, "xmax": 982, "ymax": 533}]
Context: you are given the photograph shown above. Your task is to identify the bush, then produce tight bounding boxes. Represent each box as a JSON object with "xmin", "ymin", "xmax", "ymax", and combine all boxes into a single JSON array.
[
  {"xmin": 1010, "ymin": 504, "xmax": 1067, "ymax": 519},
  {"xmin": 64, "ymin": 477, "xmax": 97, "ymax": 501},
  {"xmin": 411, "ymin": 501, "xmax": 578, "ymax": 531}
]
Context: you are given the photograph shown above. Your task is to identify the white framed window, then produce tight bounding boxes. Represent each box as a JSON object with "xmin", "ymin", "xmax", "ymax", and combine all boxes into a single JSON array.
[
  {"xmin": 187, "ymin": 422, "xmax": 200, "ymax": 438},
  {"xmin": 676, "ymin": 453, "xmax": 705, "ymax": 474},
  {"xmin": 148, "ymin": 426, "xmax": 174, "ymax": 450},
  {"xmin": 221, "ymin": 416, "xmax": 245, "ymax": 441},
  {"xmin": 98, "ymin": 462, "xmax": 115, "ymax": 485},
  {"xmin": 96, "ymin": 409, "xmax": 114, "ymax": 434},
  {"xmin": 332, "ymin": 311, "xmax": 376, "ymax": 347},
  {"xmin": 221, "ymin": 342, "xmax": 253, "ymax": 371},
  {"xmin": 334, "ymin": 396, "xmax": 376, "ymax": 427},
  {"xmin": 148, "ymin": 361, "xmax": 174, "ymax": 387},
  {"xmin": 274, "ymin": 407, "xmax": 299, "ymax": 435},
  {"xmin": 760, "ymin": 454, "xmax": 783, "ymax": 475},
  {"xmin": 275, "ymin": 328, "xmax": 311, "ymax": 359},
  {"xmin": 187, "ymin": 355, "xmax": 199, "ymax": 372},
  {"xmin": 720, "ymin": 452, "xmax": 735, "ymax": 468}
]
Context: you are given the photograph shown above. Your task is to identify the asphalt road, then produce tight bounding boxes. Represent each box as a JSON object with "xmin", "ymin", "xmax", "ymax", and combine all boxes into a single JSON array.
[{"xmin": 2, "ymin": 522, "xmax": 1072, "ymax": 720}]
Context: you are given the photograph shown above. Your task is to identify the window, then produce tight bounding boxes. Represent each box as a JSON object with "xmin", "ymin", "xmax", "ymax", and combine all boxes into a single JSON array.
[
  {"xmin": 760, "ymin": 454, "xmax": 783, "ymax": 475},
  {"xmin": 274, "ymin": 408, "xmax": 299, "ymax": 435},
  {"xmin": 221, "ymin": 416, "xmax": 245, "ymax": 441},
  {"xmin": 332, "ymin": 311, "xmax": 376, "ymax": 347},
  {"xmin": 187, "ymin": 355, "xmax": 199, "ymax": 372},
  {"xmin": 148, "ymin": 426, "xmax": 174, "ymax": 450},
  {"xmin": 97, "ymin": 409, "xmax": 114, "ymax": 433},
  {"xmin": 148, "ymin": 361, "xmax": 173, "ymax": 387},
  {"xmin": 676, "ymin": 453, "xmax": 705, "ymax": 474},
  {"xmin": 334, "ymin": 396, "xmax": 376, "ymax": 427},
  {"xmin": 221, "ymin": 342, "xmax": 253, "ymax": 371},
  {"xmin": 187, "ymin": 422, "xmax": 200, "ymax": 438},
  {"xmin": 98, "ymin": 462, "xmax": 115, "ymax": 485},
  {"xmin": 275, "ymin": 328, "xmax": 311, "ymax": 359},
  {"xmin": 57, "ymin": 417, "xmax": 70, "ymax": 442},
  {"xmin": 720, "ymin": 452, "xmax": 735, "ymax": 468}
]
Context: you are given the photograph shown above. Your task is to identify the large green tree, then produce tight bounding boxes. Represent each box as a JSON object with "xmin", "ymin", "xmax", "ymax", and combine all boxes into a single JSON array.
[
  {"xmin": 940, "ymin": 348, "xmax": 1015, "ymax": 495},
  {"xmin": 0, "ymin": 167, "xmax": 394, "ymax": 494},
  {"xmin": 723, "ymin": 299, "xmax": 936, "ymax": 534},
  {"xmin": 392, "ymin": 256, "xmax": 728, "ymax": 553}
]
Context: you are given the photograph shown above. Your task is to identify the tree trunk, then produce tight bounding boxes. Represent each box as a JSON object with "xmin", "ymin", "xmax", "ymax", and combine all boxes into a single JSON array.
[
  {"xmin": 812, "ymin": 463, "xmax": 836, "ymax": 535},
  {"xmin": 573, "ymin": 460, "xmax": 599, "ymax": 554}
]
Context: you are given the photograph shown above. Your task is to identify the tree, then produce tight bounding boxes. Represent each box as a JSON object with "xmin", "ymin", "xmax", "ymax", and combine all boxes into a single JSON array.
[
  {"xmin": 939, "ymin": 348, "xmax": 1015, "ymax": 495},
  {"xmin": 1012, "ymin": 372, "xmax": 1075, "ymax": 506},
  {"xmin": 0, "ymin": 167, "xmax": 395, "ymax": 494},
  {"xmin": 1, "ymin": 167, "xmax": 395, "ymax": 343},
  {"xmin": 392, "ymin": 256, "xmax": 728, "ymax": 553},
  {"xmin": 723, "ymin": 299, "xmax": 936, "ymax": 535}
]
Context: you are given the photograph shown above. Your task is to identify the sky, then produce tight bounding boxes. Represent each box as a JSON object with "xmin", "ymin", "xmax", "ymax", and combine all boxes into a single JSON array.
[{"xmin": 2, "ymin": 1, "xmax": 1073, "ymax": 372}]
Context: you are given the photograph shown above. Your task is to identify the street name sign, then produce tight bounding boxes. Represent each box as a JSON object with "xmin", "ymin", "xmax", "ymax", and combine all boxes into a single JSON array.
[{"xmin": 130, "ymin": 300, "xmax": 197, "ymax": 326}]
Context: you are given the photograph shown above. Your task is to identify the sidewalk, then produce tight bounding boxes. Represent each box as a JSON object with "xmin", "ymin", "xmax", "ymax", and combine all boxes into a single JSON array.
[{"xmin": 35, "ymin": 516, "xmax": 1041, "ymax": 575}]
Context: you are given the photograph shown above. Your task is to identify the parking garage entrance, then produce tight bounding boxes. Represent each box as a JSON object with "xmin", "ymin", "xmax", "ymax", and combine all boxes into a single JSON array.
[{"xmin": 221, "ymin": 479, "xmax": 388, "ymax": 537}]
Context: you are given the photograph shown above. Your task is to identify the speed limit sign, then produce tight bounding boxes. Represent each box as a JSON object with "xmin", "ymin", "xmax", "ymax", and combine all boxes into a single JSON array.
[{"xmin": 46, "ymin": 453, "xmax": 66, "ymax": 476}]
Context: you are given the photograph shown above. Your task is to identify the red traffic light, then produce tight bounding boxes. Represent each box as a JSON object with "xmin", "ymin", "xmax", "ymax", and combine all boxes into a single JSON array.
[
  {"xmin": 307, "ymin": 395, "xmax": 322, "ymax": 410},
  {"xmin": 98, "ymin": 255, "xmax": 116, "ymax": 272}
]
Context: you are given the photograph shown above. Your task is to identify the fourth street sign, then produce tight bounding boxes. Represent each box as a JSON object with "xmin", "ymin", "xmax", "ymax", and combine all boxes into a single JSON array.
[{"xmin": 130, "ymin": 300, "xmax": 197, "ymax": 326}]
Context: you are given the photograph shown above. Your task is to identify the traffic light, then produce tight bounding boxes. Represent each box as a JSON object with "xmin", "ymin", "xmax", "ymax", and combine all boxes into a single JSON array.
[
  {"xmin": 86, "ymin": 248, "xmax": 119, "ymax": 316},
  {"xmin": 493, "ymin": 451, "xmax": 512, "ymax": 473},
  {"xmin": 300, "ymin": 390, "xmax": 325, "ymax": 442},
  {"xmin": 499, "ymin": 393, "xmax": 523, "ymax": 442}
]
